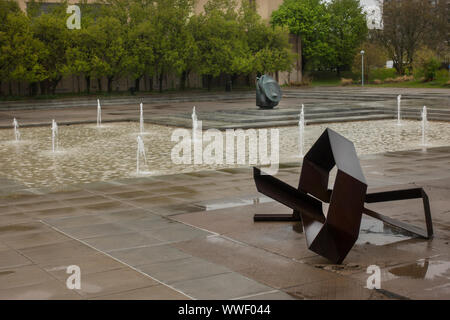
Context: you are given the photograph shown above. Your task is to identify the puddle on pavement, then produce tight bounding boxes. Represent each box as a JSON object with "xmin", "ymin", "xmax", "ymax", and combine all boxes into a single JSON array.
[
  {"xmin": 389, "ymin": 259, "xmax": 450, "ymax": 280},
  {"xmin": 356, "ymin": 216, "xmax": 415, "ymax": 246},
  {"xmin": 196, "ymin": 195, "xmax": 274, "ymax": 211}
]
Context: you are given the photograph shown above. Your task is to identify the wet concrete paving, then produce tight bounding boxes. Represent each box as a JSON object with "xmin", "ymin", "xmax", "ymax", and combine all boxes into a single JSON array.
[
  {"xmin": 1, "ymin": 87, "xmax": 449, "ymax": 129},
  {"xmin": 0, "ymin": 146, "xmax": 449, "ymax": 299}
]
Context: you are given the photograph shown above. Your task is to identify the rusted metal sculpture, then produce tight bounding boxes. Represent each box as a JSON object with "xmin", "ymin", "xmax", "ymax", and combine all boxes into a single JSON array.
[
  {"xmin": 256, "ymin": 75, "xmax": 282, "ymax": 109},
  {"xmin": 253, "ymin": 128, "xmax": 433, "ymax": 264}
]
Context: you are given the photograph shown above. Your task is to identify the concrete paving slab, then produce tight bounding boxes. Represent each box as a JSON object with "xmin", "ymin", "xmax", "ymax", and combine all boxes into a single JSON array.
[
  {"xmin": 238, "ymin": 290, "xmax": 297, "ymax": 300},
  {"xmin": 172, "ymin": 235, "xmax": 334, "ymax": 289},
  {"xmin": 0, "ymin": 279, "xmax": 82, "ymax": 300},
  {"xmin": 18, "ymin": 240, "xmax": 100, "ymax": 265},
  {"xmin": 82, "ymin": 232, "xmax": 164, "ymax": 252},
  {"xmin": 139, "ymin": 257, "xmax": 230, "ymax": 285},
  {"xmin": 108, "ymin": 244, "xmax": 191, "ymax": 267},
  {"xmin": 284, "ymin": 275, "xmax": 390, "ymax": 300},
  {"xmin": 58, "ymin": 223, "xmax": 131, "ymax": 240},
  {"xmin": 0, "ymin": 249, "xmax": 33, "ymax": 269},
  {"xmin": 72, "ymin": 268, "xmax": 159, "ymax": 298},
  {"xmin": 0, "ymin": 265, "xmax": 54, "ymax": 289},
  {"xmin": 90, "ymin": 284, "xmax": 189, "ymax": 300},
  {"xmin": 171, "ymin": 272, "xmax": 274, "ymax": 300},
  {"xmin": 1, "ymin": 230, "xmax": 69, "ymax": 250}
]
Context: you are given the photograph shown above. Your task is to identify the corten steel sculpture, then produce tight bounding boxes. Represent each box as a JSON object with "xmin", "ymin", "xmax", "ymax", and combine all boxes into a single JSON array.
[
  {"xmin": 256, "ymin": 75, "xmax": 282, "ymax": 109},
  {"xmin": 253, "ymin": 128, "xmax": 433, "ymax": 264}
]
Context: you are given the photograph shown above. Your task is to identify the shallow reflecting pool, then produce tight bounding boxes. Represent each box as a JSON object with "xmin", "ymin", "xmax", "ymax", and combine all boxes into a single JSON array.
[{"xmin": 0, "ymin": 120, "xmax": 449, "ymax": 188}]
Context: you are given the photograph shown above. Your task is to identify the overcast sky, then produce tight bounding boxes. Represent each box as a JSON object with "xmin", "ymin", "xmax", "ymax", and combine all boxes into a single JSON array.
[{"xmin": 361, "ymin": 0, "xmax": 379, "ymax": 7}]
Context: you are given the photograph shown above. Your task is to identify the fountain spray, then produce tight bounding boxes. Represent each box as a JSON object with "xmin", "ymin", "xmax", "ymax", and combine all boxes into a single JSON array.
[
  {"xmin": 421, "ymin": 106, "xmax": 428, "ymax": 147},
  {"xmin": 298, "ymin": 104, "xmax": 305, "ymax": 157},
  {"xmin": 136, "ymin": 135, "xmax": 148, "ymax": 174},
  {"xmin": 140, "ymin": 102, "xmax": 144, "ymax": 134},
  {"xmin": 192, "ymin": 106, "xmax": 198, "ymax": 142},
  {"xmin": 97, "ymin": 99, "xmax": 102, "ymax": 127},
  {"xmin": 51, "ymin": 119, "xmax": 58, "ymax": 153},
  {"xmin": 13, "ymin": 118, "xmax": 20, "ymax": 141},
  {"xmin": 397, "ymin": 95, "xmax": 402, "ymax": 125}
]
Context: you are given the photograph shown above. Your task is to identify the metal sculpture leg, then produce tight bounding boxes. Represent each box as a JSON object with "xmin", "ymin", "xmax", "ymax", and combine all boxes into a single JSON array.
[
  {"xmin": 364, "ymin": 188, "xmax": 433, "ymax": 239},
  {"xmin": 253, "ymin": 168, "xmax": 324, "ymax": 223}
]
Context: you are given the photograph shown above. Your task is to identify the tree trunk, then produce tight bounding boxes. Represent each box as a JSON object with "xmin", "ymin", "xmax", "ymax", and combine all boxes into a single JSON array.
[
  {"xmin": 97, "ymin": 78, "xmax": 102, "ymax": 92},
  {"xmin": 231, "ymin": 74, "xmax": 238, "ymax": 89},
  {"xmin": 40, "ymin": 80, "xmax": 49, "ymax": 95},
  {"xmin": 159, "ymin": 72, "xmax": 163, "ymax": 93},
  {"xmin": 186, "ymin": 70, "xmax": 191, "ymax": 88},
  {"xmin": 50, "ymin": 77, "xmax": 61, "ymax": 95},
  {"xmin": 149, "ymin": 76, "xmax": 153, "ymax": 92},
  {"xmin": 225, "ymin": 74, "xmax": 232, "ymax": 92},
  {"xmin": 135, "ymin": 77, "xmax": 140, "ymax": 92},
  {"xmin": 207, "ymin": 75, "xmax": 212, "ymax": 91},
  {"xmin": 39, "ymin": 81, "xmax": 44, "ymax": 95},
  {"xmin": 85, "ymin": 76, "xmax": 91, "ymax": 94},
  {"xmin": 9, "ymin": 81, "xmax": 13, "ymax": 96},
  {"xmin": 180, "ymin": 71, "xmax": 187, "ymax": 90},
  {"xmin": 107, "ymin": 77, "xmax": 113, "ymax": 93},
  {"xmin": 296, "ymin": 34, "xmax": 303, "ymax": 83},
  {"xmin": 394, "ymin": 60, "xmax": 404, "ymax": 76},
  {"xmin": 29, "ymin": 82, "xmax": 38, "ymax": 96},
  {"xmin": 0, "ymin": 80, "xmax": 2, "ymax": 96}
]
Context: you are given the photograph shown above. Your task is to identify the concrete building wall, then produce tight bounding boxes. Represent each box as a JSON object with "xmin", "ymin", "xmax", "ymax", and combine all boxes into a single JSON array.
[{"xmin": 194, "ymin": 0, "xmax": 284, "ymax": 20}]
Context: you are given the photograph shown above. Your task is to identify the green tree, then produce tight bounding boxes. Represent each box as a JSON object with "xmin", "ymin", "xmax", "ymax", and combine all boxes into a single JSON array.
[
  {"xmin": 377, "ymin": 0, "xmax": 447, "ymax": 75},
  {"xmin": 413, "ymin": 47, "xmax": 441, "ymax": 82},
  {"xmin": 65, "ymin": 2, "xmax": 100, "ymax": 93},
  {"xmin": 327, "ymin": 0, "xmax": 368, "ymax": 75},
  {"xmin": 271, "ymin": 0, "xmax": 331, "ymax": 77},
  {"xmin": 126, "ymin": 19, "xmax": 156, "ymax": 92},
  {"xmin": 30, "ymin": 2, "xmax": 71, "ymax": 95},
  {"xmin": 177, "ymin": 12, "xmax": 200, "ymax": 90},
  {"xmin": 0, "ymin": 0, "xmax": 20, "ymax": 95},
  {"xmin": 195, "ymin": 0, "xmax": 250, "ymax": 90},
  {"xmin": 239, "ymin": 1, "xmax": 295, "ymax": 79},
  {"xmin": 0, "ymin": 5, "xmax": 45, "ymax": 96},
  {"xmin": 147, "ymin": 0, "xmax": 196, "ymax": 92},
  {"xmin": 90, "ymin": 0, "xmax": 133, "ymax": 93}
]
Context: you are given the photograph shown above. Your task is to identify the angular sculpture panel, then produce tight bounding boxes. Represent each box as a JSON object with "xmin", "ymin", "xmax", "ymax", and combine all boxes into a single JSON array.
[{"xmin": 253, "ymin": 128, "xmax": 433, "ymax": 264}]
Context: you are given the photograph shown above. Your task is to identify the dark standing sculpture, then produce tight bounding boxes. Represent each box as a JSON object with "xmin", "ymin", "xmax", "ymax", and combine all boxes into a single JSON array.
[
  {"xmin": 256, "ymin": 75, "xmax": 282, "ymax": 109},
  {"xmin": 253, "ymin": 128, "xmax": 433, "ymax": 264}
]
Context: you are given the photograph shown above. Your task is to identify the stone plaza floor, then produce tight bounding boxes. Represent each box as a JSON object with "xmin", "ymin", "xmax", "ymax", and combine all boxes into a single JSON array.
[
  {"xmin": 0, "ymin": 146, "xmax": 449, "ymax": 299},
  {"xmin": 0, "ymin": 87, "xmax": 449, "ymax": 300}
]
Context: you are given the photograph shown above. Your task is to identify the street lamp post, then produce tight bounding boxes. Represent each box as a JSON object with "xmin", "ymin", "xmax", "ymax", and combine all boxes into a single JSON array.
[{"xmin": 361, "ymin": 50, "xmax": 365, "ymax": 87}]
